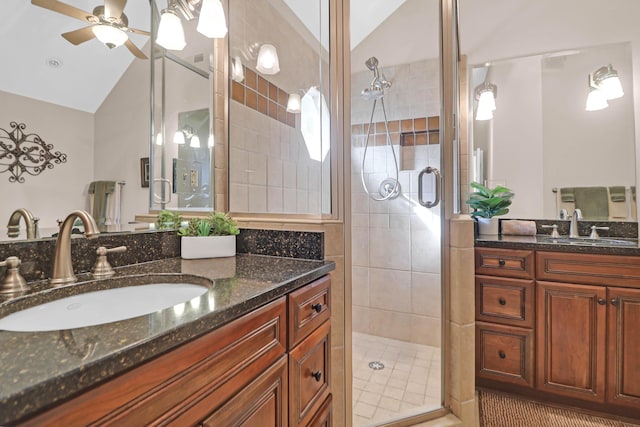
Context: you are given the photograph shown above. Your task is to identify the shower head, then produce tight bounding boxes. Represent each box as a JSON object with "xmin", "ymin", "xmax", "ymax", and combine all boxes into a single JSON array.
[{"xmin": 365, "ymin": 57, "xmax": 379, "ymax": 71}]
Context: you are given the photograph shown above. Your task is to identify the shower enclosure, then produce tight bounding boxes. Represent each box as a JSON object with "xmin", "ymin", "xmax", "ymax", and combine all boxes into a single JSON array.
[{"xmin": 350, "ymin": 1, "xmax": 444, "ymax": 424}]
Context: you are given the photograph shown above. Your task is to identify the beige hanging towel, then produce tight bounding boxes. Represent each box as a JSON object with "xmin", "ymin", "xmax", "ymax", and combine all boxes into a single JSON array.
[{"xmin": 88, "ymin": 181, "xmax": 117, "ymax": 225}]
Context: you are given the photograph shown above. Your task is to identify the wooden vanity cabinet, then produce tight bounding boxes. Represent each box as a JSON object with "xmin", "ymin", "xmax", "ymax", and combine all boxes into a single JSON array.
[
  {"xmin": 476, "ymin": 247, "xmax": 640, "ymax": 419},
  {"xmin": 18, "ymin": 275, "xmax": 332, "ymax": 427}
]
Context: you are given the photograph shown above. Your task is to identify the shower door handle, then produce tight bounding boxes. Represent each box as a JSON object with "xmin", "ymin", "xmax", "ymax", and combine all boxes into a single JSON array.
[
  {"xmin": 153, "ymin": 178, "xmax": 172, "ymax": 204},
  {"xmin": 418, "ymin": 166, "xmax": 441, "ymax": 208}
]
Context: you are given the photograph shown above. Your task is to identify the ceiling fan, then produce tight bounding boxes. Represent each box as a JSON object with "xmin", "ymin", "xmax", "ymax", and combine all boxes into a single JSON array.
[{"xmin": 31, "ymin": 0, "xmax": 150, "ymax": 59}]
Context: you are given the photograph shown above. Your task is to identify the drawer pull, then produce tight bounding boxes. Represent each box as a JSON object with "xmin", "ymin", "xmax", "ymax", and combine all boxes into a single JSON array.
[
  {"xmin": 499, "ymin": 298, "xmax": 506, "ymax": 305},
  {"xmin": 498, "ymin": 259, "xmax": 506, "ymax": 266},
  {"xmin": 597, "ymin": 298, "xmax": 607, "ymax": 305},
  {"xmin": 311, "ymin": 370, "xmax": 323, "ymax": 382},
  {"xmin": 311, "ymin": 303, "xmax": 323, "ymax": 313},
  {"xmin": 611, "ymin": 298, "xmax": 620, "ymax": 307},
  {"xmin": 498, "ymin": 351, "xmax": 506, "ymax": 359}
]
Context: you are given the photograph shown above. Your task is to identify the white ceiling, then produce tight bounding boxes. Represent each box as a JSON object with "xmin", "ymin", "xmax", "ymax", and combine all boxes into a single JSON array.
[{"xmin": 0, "ymin": 0, "xmax": 150, "ymax": 113}]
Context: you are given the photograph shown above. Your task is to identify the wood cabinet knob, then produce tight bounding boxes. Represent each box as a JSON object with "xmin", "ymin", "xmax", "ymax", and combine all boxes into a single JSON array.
[
  {"xmin": 597, "ymin": 298, "xmax": 606, "ymax": 305},
  {"xmin": 499, "ymin": 298, "xmax": 506, "ymax": 305},
  {"xmin": 611, "ymin": 298, "xmax": 620, "ymax": 307},
  {"xmin": 311, "ymin": 303, "xmax": 323, "ymax": 313},
  {"xmin": 311, "ymin": 370, "xmax": 322, "ymax": 382},
  {"xmin": 498, "ymin": 259, "xmax": 506, "ymax": 266},
  {"xmin": 498, "ymin": 351, "xmax": 506, "ymax": 359}
]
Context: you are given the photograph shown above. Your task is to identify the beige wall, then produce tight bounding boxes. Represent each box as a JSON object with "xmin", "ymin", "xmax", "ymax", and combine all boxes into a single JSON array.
[{"xmin": 0, "ymin": 90, "xmax": 94, "ymax": 230}]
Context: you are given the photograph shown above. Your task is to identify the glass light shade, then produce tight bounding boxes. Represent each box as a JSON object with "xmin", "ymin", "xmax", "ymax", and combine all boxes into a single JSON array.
[
  {"xmin": 92, "ymin": 25, "xmax": 128, "ymax": 48},
  {"xmin": 598, "ymin": 75, "xmax": 624, "ymax": 100},
  {"xmin": 585, "ymin": 87, "xmax": 608, "ymax": 111},
  {"xmin": 208, "ymin": 134, "xmax": 214, "ymax": 148},
  {"xmin": 300, "ymin": 87, "xmax": 330, "ymax": 162},
  {"xmin": 286, "ymin": 93, "xmax": 301, "ymax": 113},
  {"xmin": 256, "ymin": 44, "xmax": 280, "ymax": 75},
  {"xmin": 156, "ymin": 10, "xmax": 186, "ymax": 51},
  {"xmin": 155, "ymin": 132, "xmax": 163, "ymax": 146},
  {"xmin": 475, "ymin": 90, "xmax": 496, "ymax": 120},
  {"xmin": 197, "ymin": 0, "xmax": 228, "ymax": 39},
  {"xmin": 173, "ymin": 130, "xmax": 185, "ymax": 145},
  {"xmin": 190, "ymin": 135, "xmax": 201, "ymax": 148},
  {"xmin": 231, "ymin": 56, "xmax": 244, "ymax": 82}
]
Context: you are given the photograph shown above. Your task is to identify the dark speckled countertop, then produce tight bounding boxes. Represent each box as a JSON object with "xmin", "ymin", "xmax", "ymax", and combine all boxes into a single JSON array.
[
  {"xmin": 476, "ymin": 234, "xmax": 640, "ymax": 256},
  {"xmin": 0, "ymin": 254, "xmax": 334, "ymax": 425}
]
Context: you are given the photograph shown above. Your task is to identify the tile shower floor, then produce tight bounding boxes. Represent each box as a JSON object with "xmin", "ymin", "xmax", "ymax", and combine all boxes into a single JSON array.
[{"xmin": 352, "ymin": 332, "xmax": 442, "ymax": 426}]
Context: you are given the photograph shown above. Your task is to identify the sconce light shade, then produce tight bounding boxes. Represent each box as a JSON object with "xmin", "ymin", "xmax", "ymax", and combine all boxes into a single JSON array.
[
  {"xmin": 156, "ymin": 9, "xmax": 186, "ymax": 51},
  {"xmin": 190, "ymin": 135, "xmax": 201, "ymax": 148},
  {"xmin": 231, "ymin": 56, "xmax": 244, "ymax": 82},
  {"xmin": 173, "ymin": 130, "xmax": 186, "ymax": 145},
  {"xmin": 475, "ymin": 82, "xmax": 497, "ymax": 121},
  {"xmin": 593, "ymin": 64, "xmax": 624, "ymax": 100},
  {"xmin": 155, "ymin": 132, "xmax": 164, "ymax": 146},
  {"xmin": 300, "ymin": 87, "xmax": 330, "ymax": 162},
  {"xmin": 197, "ymin": 0, "xmax": 228, "ymax": 39},
  {"xmin": 92, "ymin": 24, "xmax": 128, "ymax": 48},
  {"xmin": 208, "ymin": 134, "xmax": 214, "ymax": 148},
  {"xmin": 256, "ymin": 44, "xmax": 280, "ymax": 75},
  {"xmin": 286, "ymin": 93, "xmax": 301, "ymax": 113},
  {"xmin": 585, "ymin": 86, "xmax": 608, "ymax": 111}
]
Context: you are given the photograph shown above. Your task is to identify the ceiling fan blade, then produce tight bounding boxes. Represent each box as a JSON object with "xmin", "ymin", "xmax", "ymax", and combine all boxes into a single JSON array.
[
  {"xmin": 126, "ymin": 27, "xmax": 151, "ymax": 37},
  {"xmin": 104, "ymin": 0, "xmax": 127, "ymax": 20},
  {"xmin": 31, "ymin": 0, "xmax": 94, "ymax": 22},
  {"xmin": 61, "ymin": 26, "xmax": 96, "ymax": 45},
  {"xmin": 125, "ymin": 39, "xmax": 148, "ymax": 59}
]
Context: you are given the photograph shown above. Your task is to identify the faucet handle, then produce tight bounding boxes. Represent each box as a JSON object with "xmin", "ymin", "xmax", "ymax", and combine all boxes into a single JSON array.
[
  {"xmin": 541, "ymin": 224, "xmax": 560, "ymax": 238},
  {"xmin": 92, "ymin": 246, "xmax": 127, "ymax": 279},
  {"xmin": 0, "ymin": 256, "xmax": 28, "ymax": 295},
  {"xmin": 589, "ymin": 226, "xmax": 610, "ymax": 240}
]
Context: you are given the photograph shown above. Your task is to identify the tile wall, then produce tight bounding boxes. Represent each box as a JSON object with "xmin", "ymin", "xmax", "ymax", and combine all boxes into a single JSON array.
[{"xmin": 351, "ymin": 59, "xmax": 443, "ymax": 347}]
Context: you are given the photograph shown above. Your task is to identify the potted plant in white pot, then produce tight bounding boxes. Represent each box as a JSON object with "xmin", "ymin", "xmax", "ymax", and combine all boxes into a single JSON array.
[
  {"xmin": 177, "ymin": 212, "xmax": 240, "ymax": 259},
  {"xmin": 465, "ymin": 182, "xmax": 514, "ymax": 235}
]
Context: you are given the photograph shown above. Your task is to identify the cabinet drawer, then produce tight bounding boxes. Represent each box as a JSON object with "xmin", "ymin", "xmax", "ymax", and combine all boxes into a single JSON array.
[
  {"xmin": 476, "ymin": 275, "xmax": 534, "ymax": 327},
  {"xmin": 537, "ymin": 251, "xmax": 640, "ymax": 287},
  {"xmin": 289, "ymin": 275, "xmax": 331, "ymax": 348},
  {"xmin": 475, "ymin": 248, "xmax": 534, "ymax": 279},
  {"xmin": 476, "ymin": 321, "xmax": 534, "ymax": 388},
  {"xmin": 307, "ymin": 395, "xmax": 332, "ymax": 427},
  {"xmin": 289, "ymin": 321, "xmax": 331, "ymax": 427}
]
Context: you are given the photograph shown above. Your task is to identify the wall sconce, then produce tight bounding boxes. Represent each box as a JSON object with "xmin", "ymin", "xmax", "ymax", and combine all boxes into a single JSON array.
[
  {"xmin": 256, "ymin": 44, "xmax": 280, "ymax": 75},
  {"xmin": 156, "ymin": 0, "xmax": 227, "ymax": 51},
  {"xmin": 475, "ymin": 82, "xmax": 497, "ymax": 121},
  {"xmin": 300, "ymin": 87, "xmax": 330, "ymax": 162},
  {"xmin": 286, "ymin": 93, "xmax": 301, "ymax": 113},
  {"xmin": 174, "ymin": 126, "xmax": 202, "ymax": 147},
  {"xmin": 155, "ymin": 132, "xmax": 164, "ymax": 146},
  {"xmin": 585, "ymin": 64, "xmax": 624, "ymax": 111},
  {"xmin": 231, "ymin": 56, "xmax": 244, "ymax": 82}
]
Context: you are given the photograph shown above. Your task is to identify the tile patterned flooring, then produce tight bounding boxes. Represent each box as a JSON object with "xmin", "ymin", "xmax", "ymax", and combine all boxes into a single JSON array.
[{"xmin": 352, "ymin": 332, "xmax": 442, "ymax": 426}]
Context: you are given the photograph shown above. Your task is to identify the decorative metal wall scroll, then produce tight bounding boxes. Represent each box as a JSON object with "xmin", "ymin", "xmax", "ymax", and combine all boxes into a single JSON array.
[{"xmin": 0, "ymin": 121, "xmax": 67, "ymax": 183}]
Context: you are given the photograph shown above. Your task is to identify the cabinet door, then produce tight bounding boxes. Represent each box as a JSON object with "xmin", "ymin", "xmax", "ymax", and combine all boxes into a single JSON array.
[
  {"xmin": 607, "ymin": 287, "xmax": 640, "ymax": 409},
  {"xmin": 201, "ymin": 356, "xmax": 288, "ymax": 427},
  {"xmin": 536, "ymin": 281, "xmax": 606, "ymax": 402}
]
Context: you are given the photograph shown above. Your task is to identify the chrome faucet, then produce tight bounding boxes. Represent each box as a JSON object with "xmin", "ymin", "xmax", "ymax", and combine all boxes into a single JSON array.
[
  {"xmin": 51, "ymin": 210, "xmax": 100, "ymax": 286},
  {"xmin": 7, "ymin": 208, "xmax": 39, "ymax": 239},
  {"xmin": 569, "ymin": 208, "xmax": 583, "ymax": 238}
]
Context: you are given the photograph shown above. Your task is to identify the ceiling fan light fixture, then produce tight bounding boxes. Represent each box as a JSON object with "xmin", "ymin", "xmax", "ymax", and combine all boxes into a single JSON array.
[
  {"xmin": 92, "ymin": 24, "xmax": 128, "ymax": 49},
  {"xmin": 197, "ymin": 0, "xmax": 227, "ymax": 39},
  {"xmin": 156, "ymin": 9, "xmax": 186, "ymax": 51}
]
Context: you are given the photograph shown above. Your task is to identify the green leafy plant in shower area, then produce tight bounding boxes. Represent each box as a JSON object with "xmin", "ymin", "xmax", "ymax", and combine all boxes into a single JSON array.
[
  {"xmin": 177, "ymin": 212, "xmax": 240, "ymax": 237},
  {"xmin": 465, "ymin": 181, "xmax": 514, "ymax": 218},
  {"xmin": 156, "ymin": 210, "xmax": 183, "ymax": 230}
]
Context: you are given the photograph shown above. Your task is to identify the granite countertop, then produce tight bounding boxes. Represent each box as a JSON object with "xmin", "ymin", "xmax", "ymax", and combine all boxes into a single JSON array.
[
  {"xmin": 0, "ymin": 254, "xmax": 335, "ymax": 425},
  {"xmin": 476, "ymin": 234, "xmax": 640, "ymax": 256}
]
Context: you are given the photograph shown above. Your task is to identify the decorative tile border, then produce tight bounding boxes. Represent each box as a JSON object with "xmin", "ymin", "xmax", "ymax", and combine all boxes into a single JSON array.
[
  {"xmin": 231, "ymin": 65, "xmax": 296, "ymax": 128},
  {"xmin": 351, "ymin": 116, "xmax": 440, "ymax": 146}
]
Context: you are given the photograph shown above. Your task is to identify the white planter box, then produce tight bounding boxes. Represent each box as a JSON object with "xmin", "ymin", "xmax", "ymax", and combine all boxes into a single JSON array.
[{"xmin": 181, "ymin": 235, "xmax": 236, "ymax": 259}]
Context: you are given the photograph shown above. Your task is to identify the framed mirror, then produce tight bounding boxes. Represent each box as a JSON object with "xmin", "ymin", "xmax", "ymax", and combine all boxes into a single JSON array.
[{"xmin": 460, "ymin": 0, "xmax": 640, "ymax": 221}]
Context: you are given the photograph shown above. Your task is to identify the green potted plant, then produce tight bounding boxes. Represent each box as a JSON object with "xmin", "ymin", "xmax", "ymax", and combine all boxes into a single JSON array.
[
  {"xmin": 156, "ymin": 210, "xmax": 183, "ymax": 230},
  {"xmin": 465, "ymin": 181, "xmax": 514, "ymax": 235},
  {"xmin": 168, "ymin": 211, "xmax": 240, "ymax": 259}
]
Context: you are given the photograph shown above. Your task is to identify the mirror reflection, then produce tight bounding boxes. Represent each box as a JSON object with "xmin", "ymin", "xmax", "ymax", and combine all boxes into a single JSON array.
[
  {"xmin": 227, "ymin": 0, "xmax": 331, "ymax": 215},
  {"xmin": 0, "ymin": 0, "xmax": 152, "ymax": 241},
  {"xmin": 461, "ymin": 0, "xmax": 640, "ymax": 221}
]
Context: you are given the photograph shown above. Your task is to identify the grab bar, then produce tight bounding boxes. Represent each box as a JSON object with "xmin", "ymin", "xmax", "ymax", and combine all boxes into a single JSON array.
[{"xmin": 418, "ymin": 166, "xmax": 441, "ymax": 208}]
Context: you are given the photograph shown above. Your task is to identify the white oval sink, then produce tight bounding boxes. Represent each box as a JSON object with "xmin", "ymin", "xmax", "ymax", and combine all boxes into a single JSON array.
[{"xmin": 0, "ymin": 283, "xmax": 208, "ymax": 332}]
